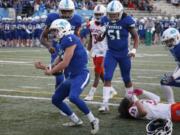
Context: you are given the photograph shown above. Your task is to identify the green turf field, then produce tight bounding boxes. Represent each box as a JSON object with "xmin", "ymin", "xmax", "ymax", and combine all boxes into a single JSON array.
[{"xmin": 0, "ymin": 46, "xmax": 180, "ymax": 135}]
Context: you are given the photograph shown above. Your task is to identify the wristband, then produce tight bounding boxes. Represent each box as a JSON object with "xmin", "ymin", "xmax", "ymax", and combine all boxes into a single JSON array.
[{"xmin": 131, "ymin": 48, "xmax": 136, "ymax": 54}]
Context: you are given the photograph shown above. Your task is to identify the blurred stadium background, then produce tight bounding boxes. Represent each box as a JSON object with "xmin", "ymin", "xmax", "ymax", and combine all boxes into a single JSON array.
[{"xmin": 0, "ymin": 0, "xmax": 180, "ymax": 135}]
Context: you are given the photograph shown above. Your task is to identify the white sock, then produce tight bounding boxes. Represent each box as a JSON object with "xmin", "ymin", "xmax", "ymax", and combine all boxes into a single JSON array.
[
  {"xmin": 111, "ymin": 87, "xmax": 117, "ymax": 93},
  {"xmin": 143, "ymin": 90, "xmax": 160, "ymax": 103},
  {"xmin": 161, "ymin": 85, "xmax": 175, "ymax": 103},
  {"xmin": 89, "ymin": 87, "xmax": 96, "ymax": 96},
  {"xmin": 125, "ymin": 86, "xmax": 133, "ymax": 98},
  {"xmin": 69, "ymin": 113, "xmax": 80, "ymax": 123},
  {"xmin": 86, "ymin": 111, "xmax": 95, "ymax": 123},
  {"xmin": 102, "ymin": 86, "xmax": 111, "ymax": 107}
]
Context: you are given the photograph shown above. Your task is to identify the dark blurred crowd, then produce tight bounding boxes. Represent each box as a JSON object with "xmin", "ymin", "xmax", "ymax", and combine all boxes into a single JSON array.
[
  {"xmin": 0, "ymin": 0, "xmax": 155, "ymax": 17},
  {"xmin": 120, "ymin": 0, "xmax": 153, "ymax": 12}
]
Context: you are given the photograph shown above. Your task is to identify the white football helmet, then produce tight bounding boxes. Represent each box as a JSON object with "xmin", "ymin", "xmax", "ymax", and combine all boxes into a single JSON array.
[
  {"xmin": 93, "ymin": 4, "xmax": 106, "ymax": 22},
  {"xmin": 106, "ymin": 0, "xmax": 124, "ymax": 23},
  {"xmin": 50, "ymin": 19, "xmax": 72, "ymax": 40},
  {"xmin": 17, "ymin": 16, "xmax": 22, "ymax": 20},
  {"xmin": 140, "ymin": 18, "xmax": 145, "ymax": 24},
  {"xmin": 146, "ymin": 119, "xmax": 173, "ymax": 135},
  {"xmin": 161, "ymin": 28, "xmax": 180, "ymax": 48},
  {"xmin": 58, "ymin": 0, "xmax": 75, "ymax": 20},
  {"xmin": 157, "ymin": 16, "xmax": 162, "ymax": 21}
]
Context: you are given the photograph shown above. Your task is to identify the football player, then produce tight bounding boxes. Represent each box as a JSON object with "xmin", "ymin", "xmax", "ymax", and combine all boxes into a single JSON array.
[
  {"xmin": 118, "ymin": 88, "xmax": 180, "ymax": 122},
  {"xmin": 97, "ymin": 0, "xmax": 139, "ymax": 112},
  {"xmin": 35, "ymin": 19, "xmax": 99, "ymax": 135},
  {"xmin": 40, "ymin": 0, "xmax": 82, "ymax": 88},
  {"xmin": 137, "ymin": 18, "xmax": 146, "ymax": 44},
  {"xmin": 84, "ymin": 4, "xmax": 117, "ymax": 101},
  {"xmin": 160, "ymin": 28, "xmax": 180, "ymax": 104}
]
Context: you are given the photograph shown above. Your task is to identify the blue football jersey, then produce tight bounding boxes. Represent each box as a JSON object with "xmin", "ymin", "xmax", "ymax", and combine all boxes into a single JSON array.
[
  {"xmin": 101, "ymin": 14, "xmax": 135, "ymax": 56},
  {"xmin": 45, "ymin": 13, "xmax": 60, "ymax": 27},
  {"xmin": 170, "ymin": 43, "xmax": 180, "ymax": 63},
  {"xmin": 59, "ymin": 34, "xmax": 88, "ymax": 77},
  {"xmin": 69, "ymin": 14, "xmax": 82, "ymax": 32},
  {"xmin": 137, "ymin": 21, "xmax": 145, "ymax": 38},
  {"xmin": 163, "ymin": 20, "xmax": 170, "ymax": 30},
  {"xmin": 45, "ymin": 12, "xmax": 82, "ymax": 32}
]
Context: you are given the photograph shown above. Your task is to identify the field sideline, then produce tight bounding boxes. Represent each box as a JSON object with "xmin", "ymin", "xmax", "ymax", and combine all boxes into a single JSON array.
[{"xmin": 0, "ymin": 45, "xmax": 180, "ymax": 135}]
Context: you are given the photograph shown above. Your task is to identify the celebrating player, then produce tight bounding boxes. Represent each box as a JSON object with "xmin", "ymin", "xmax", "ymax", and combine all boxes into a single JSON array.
[
  {"xmin": 97, "ymin": 0, "xmax": 139, "ymax": 112},
  {"xmin": 40, "ymin": 0, "xmax": 82, "ymax": 88},
  {"xmin": 35, "ymin": 19, "xmax": 99, "ymax": 135}
]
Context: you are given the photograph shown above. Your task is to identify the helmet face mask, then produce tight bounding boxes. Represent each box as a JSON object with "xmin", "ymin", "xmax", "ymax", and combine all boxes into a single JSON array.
[
  {"xmin": 49, "ymin": 29, "xmax": 60, "ymax": 42},
  {"xmin": 146, "ymin": 119, "xmax": 173, "ymax": 135},
  {"xmin": 162, "ymin": 38, "xmax": 175, "ymax": 48},
  {"xmin": 59, "ymin": 9, "xmax": 74, "ymax": 20},
  {"xmin": 94, "ymin": 13, "xmax": 104, "ymax": 22},
  {"xmin": 107, "ymin": 12, "xmax": 122, "ymax": 23}
]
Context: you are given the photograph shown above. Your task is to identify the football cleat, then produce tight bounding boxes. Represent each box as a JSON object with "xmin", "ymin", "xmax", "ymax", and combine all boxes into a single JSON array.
[
  {"xmin": 62, "ymin": 119, "xmax": 83, "ymax": 127},
  {"xmin": 91, "ymin": 118, "xmax": 99, "ymax": 134},
  {"xmin": 98, "ymin": 105, "xmax": 109, "ymax": 113},
  {"xmin": 110, "ymin": 89, "xmax": 117, "ymax": 99},
  {"xmin": 84, "ymin": 95, "xmax": 94, "ymax": 101}
]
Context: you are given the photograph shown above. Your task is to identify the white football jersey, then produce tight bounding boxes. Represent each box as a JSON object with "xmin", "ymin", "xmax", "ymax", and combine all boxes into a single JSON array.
[
  {"xmin": 128, "ymin": 99, "xmax": 171, "ymax": 120},
  {"xmin": 88, "ymin": 20, "xmax": 107, "ymax": 57}
]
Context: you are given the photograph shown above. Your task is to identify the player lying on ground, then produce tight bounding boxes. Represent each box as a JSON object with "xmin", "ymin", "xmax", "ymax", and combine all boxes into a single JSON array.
[{"xmin": 118, "ymin": 88, "xmax": 180, "ymax": 122}]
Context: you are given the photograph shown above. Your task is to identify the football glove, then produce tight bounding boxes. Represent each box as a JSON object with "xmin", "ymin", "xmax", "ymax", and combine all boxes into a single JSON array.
[
  {"xmin": 161, "ymin": 73, "xmax": 174, "ymax": 85},
  {"xmin": 128, "ymin": 48, "xmax": 136, "ymax": 58}
]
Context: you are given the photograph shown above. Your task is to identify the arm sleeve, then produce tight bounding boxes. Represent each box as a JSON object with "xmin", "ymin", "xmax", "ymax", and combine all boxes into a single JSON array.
[
  {"xmin": 61, "ymin": 35, "xmax": 76, "ymax": 50},
  {"xmin": 172, "ymin": 66, "xmax": 180, "ymax": 79},
  {"xmin": 75, "ymin": 15, "xmax": 83, "ymax": 28},
  {"xmin": 125, "ymin": 16, "xmax": 136, "ymax": 28},
  {"xmin": 45, "ymin": 13, "xmax": 60, "ymax": 27}
]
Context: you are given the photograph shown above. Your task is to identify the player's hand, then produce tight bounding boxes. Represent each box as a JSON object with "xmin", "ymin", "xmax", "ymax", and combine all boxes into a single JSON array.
[
  {"xmin": 161, "ymin": 73, "xmax": 174, "ymax": 85},
  {"xmin": 44, "ymin": 67, "xmax": 52, "ymax": 76},
  {"xmin": 133, "ymin": 88, "xmax": 143, "ymax": 96},
  {"xmin": 128, "ymin": 48, "xmax": 136, "ymax": 58},
  {"xmin": 34, "ymin": 61, "xmax": 46, "ymax": 70},
  {"xmin": 48, "ymin": 47, "xmax": 55, "ymax": 54}
]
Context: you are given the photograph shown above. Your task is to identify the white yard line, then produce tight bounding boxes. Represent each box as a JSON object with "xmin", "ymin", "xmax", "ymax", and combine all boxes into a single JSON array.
[
  {"xmin": 20, "ymin": 86, "xmax": 43, "ymax": 89},
  {"xmin": 0, "ymin": 74, "xmax": 161, "ymax": 86},
  {"xmin": 136, "ymin": 76, "xmax": 158, "ymax": 79},
  {"xmin": 0, "ymin": 74, "xmax": 53, "ymax": 79},
  {"xmin": 0, "ymin": 60, "xmax": 32, "ymax": 64},
  {"xmin": 0, "ymin": 94, "xmax": 119, "ymax": 106},
  {"xmin": 0, "ymin": 88, "xmax": 51, "ymax": 95},
  {"xmin": 0, "ymin": 59, "xmax": 175, "ymax": 69},
  {"xmin": 0, "ymin": 48, "xmax": 46, "ymax": 53}
]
